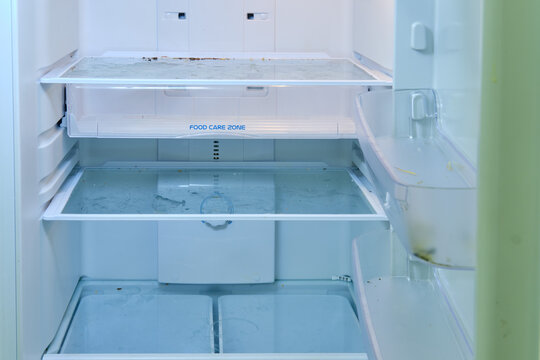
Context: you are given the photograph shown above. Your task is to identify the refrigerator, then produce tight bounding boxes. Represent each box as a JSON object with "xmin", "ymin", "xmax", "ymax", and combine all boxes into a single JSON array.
[{"xmin": 1, "ymin": 0, "xmax": 487, "ymax": 359}]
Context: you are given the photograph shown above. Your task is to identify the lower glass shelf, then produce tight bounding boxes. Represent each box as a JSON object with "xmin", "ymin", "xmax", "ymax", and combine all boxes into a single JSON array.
[
  {"xmin": 43, "ymin": 162, "xmax": 387, "ymax": 221},
  {"xmin": 44, "ymin": 280, "xmax": 370, "ymax": 359}
]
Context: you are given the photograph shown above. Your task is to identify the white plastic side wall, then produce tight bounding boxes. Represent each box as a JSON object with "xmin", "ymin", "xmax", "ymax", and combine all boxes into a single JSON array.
[
  {"xmin": 393, "ymin": 0, "xmax": 434, "ymax": 89},
  {"xmin": 80, "ymin": 221, "xmax": 387, "ymax": 281},
  {"xmin": 433, "ymin": 0, "xmax": 479, "ymax": 349},
  {"xmin": 433, "ymin": 0, "xmax": 483, "ymax": 165},
  {"xmin": 393, "ymin": 0, "xmax": 482, "ymax": 164},
  {"xmin": 353, "ymin": 0, "xmax": 395, "ymax": 71},
  {"xmin": 0, "ymin": 1, "xmax": 17, "ymax": 359},
  {"xmin": 13, "ymin": 0, "xmax": 81, "ymax": 359}
]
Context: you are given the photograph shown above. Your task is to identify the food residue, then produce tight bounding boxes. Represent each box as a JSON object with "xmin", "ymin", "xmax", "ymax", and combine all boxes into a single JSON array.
[
  {"xmin": 395, "ymin": 167, "xmax": 417, "ymax": 176},
  {"xmin": 142, "ymin": 56, "xmax": 231, "ymax": 62}
]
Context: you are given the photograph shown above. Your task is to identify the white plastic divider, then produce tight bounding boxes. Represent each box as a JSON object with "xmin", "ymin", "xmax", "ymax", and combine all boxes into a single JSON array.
[
  {"xmin": 42, "ymin": 162, "xmax": 388, "ymax": 222},
  {"xmin": 40, "ymin": 52, "xmax": 392, "ymax": 87}
]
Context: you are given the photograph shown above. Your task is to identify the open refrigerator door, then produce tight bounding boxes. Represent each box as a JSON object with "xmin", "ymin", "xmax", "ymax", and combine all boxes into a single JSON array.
[{"xmin": 350, "ymin": 0, "xmax": 482, "ymax": 358}]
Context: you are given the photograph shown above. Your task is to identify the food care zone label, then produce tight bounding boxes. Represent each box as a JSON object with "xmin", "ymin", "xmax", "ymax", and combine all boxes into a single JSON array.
[{"xmin": 189, "ymin": 124, "xmax": 246, "ymax": 131}]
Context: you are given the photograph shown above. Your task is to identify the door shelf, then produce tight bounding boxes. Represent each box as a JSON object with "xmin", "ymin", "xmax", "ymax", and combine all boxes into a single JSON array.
[
  {"xmin": 44, "ymin": 280, "xmax": 370, "ymax": 360},
  {"xmin": 354, "ymin": 89, "xmax": 477, "ymax": 268},
  {"xmin": 42, "ymin": 162, "xmax": 387, "ymax": 222},
  {"xmin": 41, "ymin": 53, "xmax": 391, "ymax": 87},
  {"xmin": 351, "ymin": 235, "xmax": 474, "ymax": 360}
]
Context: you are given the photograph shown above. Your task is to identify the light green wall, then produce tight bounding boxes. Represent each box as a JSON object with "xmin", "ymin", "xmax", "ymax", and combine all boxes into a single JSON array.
[{"xmin": 476, "ymin": 0, "xmax": 540, "ymax": 359}]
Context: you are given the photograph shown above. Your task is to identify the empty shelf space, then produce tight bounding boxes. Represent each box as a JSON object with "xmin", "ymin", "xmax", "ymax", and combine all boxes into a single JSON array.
[
  {"xmin": 44, "ymin": 280, "xmax": 370, "ymax": 360},
  {"xmin": 41, "ymin": 54, "xmax": 391, "ymax": 86},
  {"xmin": 43, "ymin": 163, "xmax": 387, "ymax": 221}
]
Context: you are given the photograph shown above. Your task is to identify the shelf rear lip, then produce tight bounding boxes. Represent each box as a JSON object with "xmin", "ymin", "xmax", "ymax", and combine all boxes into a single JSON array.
[
  {"xmin": 42, "ymin": 163, "xmax": 388, "ymax": 222},
  {"xmin": 42, "ymin": 77, "xmax": 392, "ymax": 87},
  {"xmin": 43, "ymin": 354, "xmax": 368, "ymax": 360},
  {"xmin": 43, "ymin": 213, "xmax": 388, "ymax": 221}
]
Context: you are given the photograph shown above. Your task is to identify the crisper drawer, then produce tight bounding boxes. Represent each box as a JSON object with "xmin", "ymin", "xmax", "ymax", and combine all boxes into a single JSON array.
[
  {"xmin": 219, "ymin": 295, "xmax": 365, "ymax": 353},
  {"xmin": 44, "ymin": 280, "xmax": 370, "ymax": 360},
  {"xmin": 65, "ymin": 84, "xmax": 357, "ymax": 139},
  {"xmin": 42, "ymin": 162, "xmax": 387, "ymax": 221},
  {"xmin": 61, "ymin": 292, "xmax": 214, "ymax": 354}
]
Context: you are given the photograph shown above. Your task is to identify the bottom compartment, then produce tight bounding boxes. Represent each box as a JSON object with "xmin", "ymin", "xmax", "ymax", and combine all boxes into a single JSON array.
[
  {"xmin": 219, "ymin": 295, "xmax": 364, "ymax": 353},
  {"xmin": 45, "ymin": 280, "xmax": 369, "ymax": 360},
  {"xmin": 62, "ymin": 293, "xmax": 213, "ymax": 354}
]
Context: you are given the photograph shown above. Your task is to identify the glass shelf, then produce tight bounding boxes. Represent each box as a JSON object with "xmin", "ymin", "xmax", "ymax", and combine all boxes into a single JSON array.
[
  {"xmin": 42, "ymin": 163, "xmax": 387, "ymax": 221},
  {"xmin": 41, "ymin": 54, "xmax": 392, "ymax": 86}
]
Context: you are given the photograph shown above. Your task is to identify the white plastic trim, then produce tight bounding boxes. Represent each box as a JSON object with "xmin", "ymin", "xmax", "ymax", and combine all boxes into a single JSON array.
[
  {"xmin": 43, "ymin": 354, "xmax": 368, "ymax": 360},
  {"xmin": 38, "ymin": 148, "xmax": 79, "ymax": 205},
  {"xmin": 351, "ymin": 239, "xmax": 383, "ymax": 360}
]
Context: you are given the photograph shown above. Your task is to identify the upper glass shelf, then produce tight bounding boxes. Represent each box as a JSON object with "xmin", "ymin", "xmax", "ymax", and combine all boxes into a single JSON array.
[
  {"xmin": 41, "ymin": 54, "xmax": 392, "ymax": 86},
  {"xmin": 42, "ymin": 163, "xmax": 387, "ymax": 221}
]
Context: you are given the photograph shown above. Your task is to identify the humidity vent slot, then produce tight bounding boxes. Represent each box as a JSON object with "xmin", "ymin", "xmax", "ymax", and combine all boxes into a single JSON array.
[{"xmin": 213, "ymin": 140, "xmax": 220, "ymax": 160}]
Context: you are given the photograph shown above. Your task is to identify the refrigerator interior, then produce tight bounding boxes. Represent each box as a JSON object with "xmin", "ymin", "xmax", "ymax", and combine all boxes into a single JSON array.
[{"xmin": 12, "ymin": 0, "xmax": 480, "ymax": 360}]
